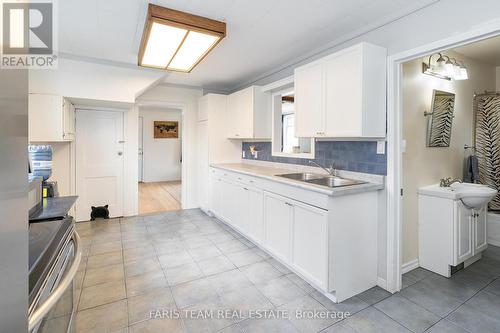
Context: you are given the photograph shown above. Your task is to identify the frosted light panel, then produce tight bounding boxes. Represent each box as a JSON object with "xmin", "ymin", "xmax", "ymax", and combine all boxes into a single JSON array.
[
  {"xmin": 141, "ymin": 22, "xmax": 187, "ymax": 68},
  {"xmin": 168, "ymin": 31, "xmax": 219, "ymax": 71}
]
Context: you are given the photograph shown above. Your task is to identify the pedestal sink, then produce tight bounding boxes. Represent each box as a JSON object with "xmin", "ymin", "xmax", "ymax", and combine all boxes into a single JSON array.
[{"xmin": 450, "ymin": 183, "xmax": 498, "ymax": 209}]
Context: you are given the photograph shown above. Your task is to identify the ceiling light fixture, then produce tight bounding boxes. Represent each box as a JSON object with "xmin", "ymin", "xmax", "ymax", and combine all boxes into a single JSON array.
[
  {"xmin": 422, "ymin": 53, "xmax": 468, "ymax": 81},
  {"xmin": 138, "ymin": 4, "xmax": 226, "ymax": 72}
]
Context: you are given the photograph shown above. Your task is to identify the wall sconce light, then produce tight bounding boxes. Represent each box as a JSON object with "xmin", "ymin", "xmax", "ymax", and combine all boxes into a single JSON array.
[{"xmin": 422, "ymin": 53, "xmax": 468, "ymax": 81}]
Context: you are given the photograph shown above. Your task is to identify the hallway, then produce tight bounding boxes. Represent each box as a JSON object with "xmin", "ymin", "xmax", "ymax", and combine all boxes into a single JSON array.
[{"xmin": 139, "ymin": 181, "xmax": 181, "ymax": 214}]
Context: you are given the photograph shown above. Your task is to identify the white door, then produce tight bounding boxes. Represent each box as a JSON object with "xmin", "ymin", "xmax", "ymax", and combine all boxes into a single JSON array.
[
  {"xmin": 292, "ymin": 201, "xmax": 328, "ymax": 289},
  {"xmin": 264, "ymin": 192, "xmax": 292, "ymax": 262},
  {"xmin": 138, "ymin": 116, "xmax": 144, "ymax": 182},
  {"xmin": 454, "ymin": 202, "xmax": 473, "ymax": 264},
  {"xmin": 76, "ymin": 110, "xmax": 124, "ymax": 221},
  {"xmin": 294, "ymin": 61, "xmax": 324, "ymax": 137},
  {"xmin": 474, "ymin": 205, "xmax": 488, "ymax": 254}
]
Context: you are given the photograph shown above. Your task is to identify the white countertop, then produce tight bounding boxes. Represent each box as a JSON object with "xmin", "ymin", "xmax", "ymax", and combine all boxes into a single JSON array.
[
  {"xmin": 418, "ymin": 184, "xmax": 459, "ymax": 200},
  {"xmin": 211, "ymin": 162, "xmax": 384, "ymax": 197}
]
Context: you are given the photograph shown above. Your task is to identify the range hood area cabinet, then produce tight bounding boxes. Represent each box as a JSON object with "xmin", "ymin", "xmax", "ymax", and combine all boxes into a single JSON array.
[
  {"xmin": 29, "ymin": 93, "xmax": 76, "ymax": 142},
  {"xmin": 225, "ymin": 86, "xmax": 272, "ymax": 139},
  {"xmin": 294, "ymin": 42, "xmax": 387, "ymax": 138}
]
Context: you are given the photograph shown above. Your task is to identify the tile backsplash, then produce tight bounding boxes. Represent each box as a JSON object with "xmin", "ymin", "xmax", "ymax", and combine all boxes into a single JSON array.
[{"xmin": 242, "ymin": 141, "xmax": 387, "ymax": 175}]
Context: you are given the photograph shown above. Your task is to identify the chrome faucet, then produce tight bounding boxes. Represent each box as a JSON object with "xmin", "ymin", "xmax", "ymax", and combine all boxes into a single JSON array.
[
  {"xmin": 309, "ymin": 160, "xmax": 337, "ymax": 176},
  {"xmin": 440, "ymin": 177, "xmax": 463, "ymax": 187}
]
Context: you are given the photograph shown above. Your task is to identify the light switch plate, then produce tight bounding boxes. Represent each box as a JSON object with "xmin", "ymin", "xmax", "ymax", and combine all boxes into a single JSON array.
[
  {"xmin": 376, "ymin": 140, "xmax": 385, "ymax": 154},
  {"xmin": 242, "ymin": 150, "xmax": 246, "ymax": 158}
]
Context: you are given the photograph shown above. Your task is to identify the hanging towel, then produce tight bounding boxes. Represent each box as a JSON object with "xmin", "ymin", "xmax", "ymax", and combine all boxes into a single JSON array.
[{"xmin": 464, "ymin": 155, "xmax": 480, "ymax": 183}]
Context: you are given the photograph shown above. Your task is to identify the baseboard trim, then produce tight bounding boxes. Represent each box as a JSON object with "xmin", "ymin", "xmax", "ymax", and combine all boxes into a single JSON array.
[
  {"xmin": 377, "ymin": 277, "xmax": 388, "ymax": 290},
  {"xmin": 488, "ymin": 238, "xmax": 500, "ymax": 247},
  {"xmin": 401, "ymin": 259, "xmax": 419, "ymax": 274}
]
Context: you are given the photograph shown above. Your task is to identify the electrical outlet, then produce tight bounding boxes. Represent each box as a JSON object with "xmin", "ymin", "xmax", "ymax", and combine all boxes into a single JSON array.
[{"xmin": 376, "ymin": 140, "xmax": 385, "ymax": 154}]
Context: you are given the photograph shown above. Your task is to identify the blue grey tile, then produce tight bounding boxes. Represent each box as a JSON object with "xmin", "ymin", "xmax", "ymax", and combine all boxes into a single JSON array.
[
  {"xmin": 446, "ymin": 291, "xmax": 500, "ymax": 333},
  {"xmin": 374, "ymin": 294, "xmax": 440, "ymax": 333},
  {"xmin": 425, "ymin": 319, "xmax": 470, "ymax": 333},
  {"xmin": 242, "ymin": 140, "xmax": 387, "ymax": 175},
  {"xmin": 357, "ymin": 286, "xmax": 392, "ymax": 305},
  {"xmin": 343, "ymin": 307, "xmax": 411, "ymax": 333}
]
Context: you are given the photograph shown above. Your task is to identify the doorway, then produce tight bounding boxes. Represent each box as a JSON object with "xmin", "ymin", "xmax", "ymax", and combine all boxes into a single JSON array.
[
  {"xmin": 386, "ymin": 24, "xmax": 500, "ymax": 293},
  {"xmin": 75, "ymin": 109, "xmax": 125, "ymax": 221},
  {"xmin": 138, "ymin": 107, "xmax": 183, "ymax": 214},
  {"xmin": 138, "ymin": 116, "xmax": 144, "ymax": 182}
]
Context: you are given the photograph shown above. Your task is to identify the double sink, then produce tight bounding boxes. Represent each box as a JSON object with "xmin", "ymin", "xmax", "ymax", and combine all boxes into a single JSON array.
[{"xmin": 276, "ymin": 172, "xmax": 366, "ymax": 188}]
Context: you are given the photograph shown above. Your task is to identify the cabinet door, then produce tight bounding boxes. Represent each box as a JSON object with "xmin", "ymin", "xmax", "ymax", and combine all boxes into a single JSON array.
[
  {"xmin": 454, "ymin": 202, "xmax": 473, "ymax": 264},
  {"xmin": 226, "ymin": 93, "xmax": 241, "ymax": 138},
  {"xmin": 474, "ymin": 205, "xmax": 488, "ymax": 254},
  {"xmin": 210, "ymin": 174, "xmax": 222, "ymax": 216},
  {"xmin": 291, "ymin": 202, "xmax": 328, "ymax": 289},
  {"xmin": 264, "ymin": 192, "xmax": 292, "ymax": 262},
  {"xmin": 247, "ymin": 187, "xmax": 264, "ymax": 244},
  {"xmin": 29, "ymin": 94, "xmax": 64, "ymax": 142},
  {"xmin": 324, "ymin": 47, "xmax": 363, "ymax": 137},
  {"xmin": 237, "ymin": 88, "xmax": 254, "ymax": 138},
  {"xmin": 294, "ymin": 62, "xmax": 324, "ymax": 137},
  {"xmin": 232, "ymin": 184, "xmax": 249, "ymax": 232},
  {"xmin": 220, "ymin": 180, "xmax": 234, "ymax": 223},
  {"xmin": 197, "ymin": 121, "xmax": 209, "ymax": 210}
]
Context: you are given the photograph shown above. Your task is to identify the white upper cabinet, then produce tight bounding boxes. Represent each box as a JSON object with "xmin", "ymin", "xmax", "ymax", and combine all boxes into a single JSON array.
[
  {"xmin": 29, "ymin": 93, "xmax": 75, "ymax": 142},
  {"xmin": 226, "ymin": 86, "xmax": 271, "ymax": 139},
  {"xmin": 294, "ymin": 42, "xmax": 387, "ymax": 138}
]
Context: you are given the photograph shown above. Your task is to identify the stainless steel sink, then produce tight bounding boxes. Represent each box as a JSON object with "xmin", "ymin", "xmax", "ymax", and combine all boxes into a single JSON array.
[
  {"xmin": 276, "ymin": 173, "xmax": 366, "ymax": 188},
  {"xmin": 306, "ymin": 177, "xmax": 365, "ymax": 188},
  {"xmin": 276, "ymin": 172, "xmax": 326, "ymax": 181}
]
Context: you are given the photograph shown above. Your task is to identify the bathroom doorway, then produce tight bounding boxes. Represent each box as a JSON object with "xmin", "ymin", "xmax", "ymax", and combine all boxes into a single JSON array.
[{"xmin": 387, "ymin": 26, "xmax": 500, "ymax": 293}]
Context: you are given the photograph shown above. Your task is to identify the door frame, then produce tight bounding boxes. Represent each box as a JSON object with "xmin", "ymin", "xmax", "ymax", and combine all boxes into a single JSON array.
[
  {"xmin": 386, "ymin": 18, "xmax": 500, "ymax": 293},
  {"xmin": 74, "ymin": 108, "xmax": 126, "ymax": 221},
  {"xmin": 138, "ymin": 116, "xmax": 144, "ymax": 182},
  {"xmin": 136, "ymin": 101, "xmax": 187, "ymax": 209}
]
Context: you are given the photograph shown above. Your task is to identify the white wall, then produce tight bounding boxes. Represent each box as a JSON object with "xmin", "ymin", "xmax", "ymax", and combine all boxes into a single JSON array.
[
  {"xmin": 29, "ymin": 58, "xmax": 163, "ymax": 103},
  {"xmin": 137, "ymin": 85, "xmax": 203, "ymax": 209},
  {"xmin": 140, "ymin": 108, "xmax": 182, "ymax": 182},
  {"xmin": 401, "ymin": 52, "xmax": 496, "ymax": 264}
]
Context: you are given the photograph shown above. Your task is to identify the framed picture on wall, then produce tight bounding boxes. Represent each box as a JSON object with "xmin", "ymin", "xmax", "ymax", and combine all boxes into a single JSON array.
[{"xmin": 154, "ymin": 121, "xmax": 179, "ymax": 138}]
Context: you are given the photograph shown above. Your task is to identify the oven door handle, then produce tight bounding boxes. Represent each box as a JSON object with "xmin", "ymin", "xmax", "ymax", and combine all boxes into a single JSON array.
[{"xmin": 28, "ymin": 231, "xmax": 82, "ymax": 331}]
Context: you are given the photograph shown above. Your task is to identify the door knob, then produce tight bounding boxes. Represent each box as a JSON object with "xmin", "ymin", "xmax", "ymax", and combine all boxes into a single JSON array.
[{"xmin": 118, "ymin": 152, "xmax": 123, "ymax": 156}]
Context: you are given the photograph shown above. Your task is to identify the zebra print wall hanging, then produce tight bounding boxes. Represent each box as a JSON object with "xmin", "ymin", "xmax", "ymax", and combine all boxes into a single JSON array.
[
  {"xmin": 426, "ymin": 90, "xmax": 455, "ymax": 147},
  {"xmin": 475, "ymin": 93, "xmax": 500, "ymax": 211}
]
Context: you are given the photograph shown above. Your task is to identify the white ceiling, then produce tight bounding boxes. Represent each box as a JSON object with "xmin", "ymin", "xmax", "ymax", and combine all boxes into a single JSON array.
[
  {"xmin": 59, "ymin": 0, "xmax": 438, "ymax": 91},
  {"xmin": 453, "ymin": 36, "xmax": 500, "ymax": 67}
]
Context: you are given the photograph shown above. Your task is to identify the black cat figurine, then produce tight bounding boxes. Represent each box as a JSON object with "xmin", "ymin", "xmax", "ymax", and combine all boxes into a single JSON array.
[{"xmin": 90, "ymin": 205, "xmax": 110, "ymax": 221}]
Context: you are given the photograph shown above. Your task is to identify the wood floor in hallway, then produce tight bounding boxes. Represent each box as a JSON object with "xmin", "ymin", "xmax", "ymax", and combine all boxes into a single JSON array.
[{"xmin": 139, "ymin": 181, "xmax": 181, "ymax": 215}]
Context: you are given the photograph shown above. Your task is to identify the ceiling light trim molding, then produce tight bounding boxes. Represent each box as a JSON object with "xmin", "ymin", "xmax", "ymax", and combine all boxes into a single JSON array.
[{"xmin": 138, "ymin": 4, "xmax": 226, "ymax": 73}]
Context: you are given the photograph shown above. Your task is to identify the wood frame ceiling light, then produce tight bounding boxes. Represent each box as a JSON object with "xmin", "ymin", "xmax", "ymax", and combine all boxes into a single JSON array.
[{"xmin": 138, "ymin": 4, "xmax": 226, "ymax": 72}]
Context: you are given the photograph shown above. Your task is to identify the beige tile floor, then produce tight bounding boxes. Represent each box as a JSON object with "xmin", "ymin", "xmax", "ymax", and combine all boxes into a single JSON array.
[{"xmin": 74, "ymin": 209, "xmax": 500, "ymax": 333}]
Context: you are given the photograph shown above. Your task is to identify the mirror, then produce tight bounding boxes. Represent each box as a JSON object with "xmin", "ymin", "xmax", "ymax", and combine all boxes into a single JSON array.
[
  {"xmin": 271, "ymin": 90, "xmax": 314, "ymax": 158},
  {"xmin": 426, "ymin": 89, "xmax": 455, "ymax": 147}
]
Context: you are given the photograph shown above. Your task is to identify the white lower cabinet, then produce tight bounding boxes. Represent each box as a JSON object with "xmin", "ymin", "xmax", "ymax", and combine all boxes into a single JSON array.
[
  {"xmin": 263, "ymin": 192, "xmax": 292, "ymax": 262},
  {"xmin": 209, "ymin": 167, "xmax": 379, "ymax": 302},
  {"xmin": 247, "ymin": 187, "xmax": 264, "ymax": 243},
  {"xmin": 419, "ymin": 191, "xmax": 490, "ymax": 277},
  {"xmin": 291, "ymin": 201, "xmax": 328, "ymax": 289}
]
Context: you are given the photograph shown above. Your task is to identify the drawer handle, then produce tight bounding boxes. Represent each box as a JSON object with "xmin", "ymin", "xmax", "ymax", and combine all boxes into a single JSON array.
[{"xmin": 285, "ymin": 202, "xmax": 293, "ymax": 206}]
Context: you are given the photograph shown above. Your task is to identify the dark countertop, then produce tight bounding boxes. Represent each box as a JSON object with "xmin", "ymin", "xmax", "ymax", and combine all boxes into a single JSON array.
[{"xmin": 29, "ymin": 196, "xmax": 78, "ymax": 222}]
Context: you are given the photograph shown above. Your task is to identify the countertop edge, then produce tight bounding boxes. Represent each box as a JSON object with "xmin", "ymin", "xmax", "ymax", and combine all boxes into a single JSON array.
[{"xmin": 211, "ymin": 164, "xmax": 384, "ymax": 197}]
